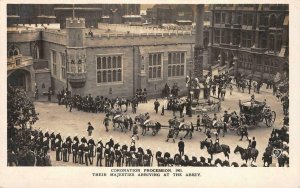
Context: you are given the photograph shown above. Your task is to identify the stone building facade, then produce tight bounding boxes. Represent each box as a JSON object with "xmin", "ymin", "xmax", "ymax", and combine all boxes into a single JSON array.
[
  {"xmin": 208, "ymin": 4, "xmax": 289, "ymax": 80},
  {"xmin": 7, "ymin": 18, "xmax": 198, "ymax": 98}
]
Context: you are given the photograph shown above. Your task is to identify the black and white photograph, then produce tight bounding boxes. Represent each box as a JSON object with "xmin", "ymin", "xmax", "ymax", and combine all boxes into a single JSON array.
[{"xmin": 2, "ymin": 1, "xmax": 299, "ymax": 188}]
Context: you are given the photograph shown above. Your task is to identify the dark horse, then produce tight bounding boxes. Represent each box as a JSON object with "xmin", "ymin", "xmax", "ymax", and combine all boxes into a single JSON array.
[
  {"xmin": 234, "ymin": 145, "xmax": 259, "ymax": 165},
  {"xmin": 200, "ymin": 140, "xmax": 230, "ymax": 160}
]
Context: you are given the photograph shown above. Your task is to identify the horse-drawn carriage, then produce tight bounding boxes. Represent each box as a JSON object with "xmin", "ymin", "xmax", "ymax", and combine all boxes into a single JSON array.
[
  {"xmin": 135, "ymin": 114, "xmax": 161, "ymax": 136},
  {"xmin": 240, "ymin": 100, "xmax": 276, "ymax": 127}
]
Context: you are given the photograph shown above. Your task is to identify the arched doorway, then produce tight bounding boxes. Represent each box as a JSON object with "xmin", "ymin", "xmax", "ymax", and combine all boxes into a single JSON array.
[{"xmin": 8, "ymin": 69, "xmax": 31, "ymax": 91}]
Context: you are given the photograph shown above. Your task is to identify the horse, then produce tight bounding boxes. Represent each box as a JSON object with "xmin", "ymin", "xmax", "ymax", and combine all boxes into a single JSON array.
[
  {"xmin": 115, "ymin": 98, "xmax": 129, "ymax": 112},
  {"xmin": 234, "ymin": 145, "xmax": 259, "ymax": 165},
  {"xmin": 200, "ymin": 140, "xmax": 231, "ymax": 160},
  {"xmin": 139, "ymin": 120, "xmax": 161, "ymax": 136},
  {"xmin": 112, "ymin": 115, "xmax": 126, "ymax": 132}
]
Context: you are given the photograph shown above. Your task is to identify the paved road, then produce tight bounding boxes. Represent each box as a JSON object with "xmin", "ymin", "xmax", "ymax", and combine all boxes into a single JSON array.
[{"xmin": 32, "ymin": 86, "xmax": 284, "ymax": 167}]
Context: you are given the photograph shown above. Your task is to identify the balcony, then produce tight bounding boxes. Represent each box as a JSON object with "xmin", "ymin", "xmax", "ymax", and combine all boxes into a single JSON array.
[
  {"xmin": 67, "ymin": 72, "xmax": 87, "ymax": 88},
  {"xmin": 7, "ymin": 55, "xmax": 33, "ymax": 71}
]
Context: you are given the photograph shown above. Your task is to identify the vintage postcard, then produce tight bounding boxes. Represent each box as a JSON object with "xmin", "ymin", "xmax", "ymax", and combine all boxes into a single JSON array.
[{"xmin": 1, "ymin": 1, "xmax": 299, "ymax": 187}]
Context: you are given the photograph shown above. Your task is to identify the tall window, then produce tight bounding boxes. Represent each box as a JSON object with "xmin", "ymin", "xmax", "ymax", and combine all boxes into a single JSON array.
[
  {"xmin": 242, "ymin": 31, "xmax": 252, "ymax": 48},
  {"xmin": 8, "ymin": 46, "xmax": 20, "ymax": 57},
  {"xmin": 97, "ymin": 55, "xmax": 122, "ymax": 84},
  {"xmin": 269, "ymin": 35, "xmax": 275, "ymax": 52},
  {"xmin": 52, "ymin": 51, "xmax": 57, "ymax": 76},
  {"xmin": 168, "ymin": 52, "xmax": 185, "ymax": 77},
  {"xmin": 148, "ymin": 53, "xmax": 162, "ymax": 80},
  {"xmin": 61, "ymin": 53, "xmax": 66, "ymax": 80},
  {"xmin": 260, "ymin": 14, "xmax": 268, "ymax": 26},
  {"xmin": 215, "ymin": 13, "xmax": 221, "ymax": 24},
  {"xmin": 215, "ymin": 12, "xmax": 226, "ymax": 24},
  {"xmin": 214, "ymin": 29, "xmax": 221, "ymax": 44},
  {"xmin": 243, "ymin": 14, "xmax": 253, "ymax": 26}
]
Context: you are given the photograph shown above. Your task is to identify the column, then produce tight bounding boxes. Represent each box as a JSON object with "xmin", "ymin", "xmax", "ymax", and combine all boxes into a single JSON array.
[{"xmin": 194, "ymin": 4, "xmax": 205, "ymax": 79}]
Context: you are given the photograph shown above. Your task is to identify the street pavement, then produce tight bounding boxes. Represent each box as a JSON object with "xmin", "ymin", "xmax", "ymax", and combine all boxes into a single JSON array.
[{"xmin": 32, "ymin": 85, "xmax": 284, "ymax": 167}]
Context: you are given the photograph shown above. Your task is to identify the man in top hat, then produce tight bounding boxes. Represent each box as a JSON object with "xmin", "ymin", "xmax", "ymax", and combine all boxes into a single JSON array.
[
  {"xmin": 87, "ymin": 122, "xmax": 94, "ymax": 136},
  {"xmin": 178, "ymin": 138, "xmax": 185, "ymax": 157},
  {"xmin": 154, "ymin": 99, "xmax": 160, "ymax": 114}
]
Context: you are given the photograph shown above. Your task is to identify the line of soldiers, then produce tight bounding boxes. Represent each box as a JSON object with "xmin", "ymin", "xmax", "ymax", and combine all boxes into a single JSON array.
[{"xmin": 28, "ymin": 128, "xmax": 156, "ymax": 167}]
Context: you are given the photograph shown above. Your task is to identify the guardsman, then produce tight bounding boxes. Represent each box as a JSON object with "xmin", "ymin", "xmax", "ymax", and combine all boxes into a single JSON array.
[
  {"xmin": 50, "ymin": 131, "xmax": 56, "ymax": 151},
  {"xmin": 155, "ymin": 148, "xmax": 163, "ymax": 166},
  {"xmin": 72, "ymin": 140, "xmax": 78, "ymax": 163},
  {"xmin": 115, "ymin": 147, "xmax": 123, "ymax": 167},
  {"xmin": 96, "ymin": 139, "xmax": 104, "ymax": 166},
  {"xmin": 84, "ymin": 143, "xmax": 90, "ymax": 166},
  {"xmin": 55, "ymin": 138, "xmax": 61, "ymax": 161},
  {"xmin": 104, "ymin": 145, "xmax": 111, "ymax": 167},
  {"xmin": 66, "ymin": 136, "xmax": 72, "ymax": 161},
  {"xmin": 109, "ymin": 147, "xmax": 115, "ymax": 167},
  {"xmin": 147, "ymin": 147, "xmax": 153, "ymax": 166},
  {"xmin": 62, "ymin": 141, "xmax": 68, "ymax": 162},
  {"xmin": 88, "ymin": 137, "xmax": 96, "ymax": 165},
  {"xmin": 78, "ymin": 142, "xmax": 84, "ymax": 164}
]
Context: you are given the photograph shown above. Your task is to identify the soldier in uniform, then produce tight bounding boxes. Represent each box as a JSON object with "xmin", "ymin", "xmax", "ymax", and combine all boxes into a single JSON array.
[
  {"xmin": 55, "ymin": 138, "xmax": 61, "ymax": 161},
  {"xmin": 96, "ymin": 139, "xmax": 104, "ymax": 166},
  {"xmin": 109, "ymin": 147, "xmax": 115, "ymax": 167},
  {"xmin": 50, "ymin": 131, "xmax": 56, "ymax": 151},
  {"xmin": 115, "ymin": 147, "xmax": 123, "ymax": 167},
  {"xmin": 155, "ymin": 148, "xmax": 163, "ymax": 166},
  {"xmin": 72, "ymin": 140, "xmax": 78, "ymax": 163},
  {"xmin": 88, "ymin": 137, "xmax": 96, "ymax": 165},
  {"xmin": 104, "ymin": 145, "xmax": 111, "ymax": 167},
  {"xmin": 84, "ymin": 143, "xmax": 90, "ymax": 166},
  {"xmin": 146, "ymin": 147, "xmax": 153, "ymax": 166},
  {"xmin": 62, "ymin": 141, "xmax": 68, "ymax": 162},
  {"xmin": 78, "ymin": 142, "xmax": 84, "ymax": 164}
]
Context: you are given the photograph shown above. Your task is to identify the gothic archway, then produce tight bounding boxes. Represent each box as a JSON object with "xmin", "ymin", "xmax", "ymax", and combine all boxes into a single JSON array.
[{"xmin": 7, "ymin": 69, "xmax": 32, "ymax": 91}]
